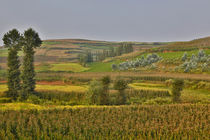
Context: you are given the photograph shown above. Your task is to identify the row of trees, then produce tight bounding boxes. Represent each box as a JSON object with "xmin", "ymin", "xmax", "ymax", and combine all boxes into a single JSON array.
[
  {"xmin": 88, "ymin": 76, "xmax": 184, "ymax": 105},
  {"xmin": 79, "ymin": 43, "xmax": 134, "ymax": 66},
  {"xmin": 3, "ymin": 28, "xmax": 42, "ymax": 100},
  {"xmin": 88, "ymin": 76, "xmax": 128, "ymax": 105}
]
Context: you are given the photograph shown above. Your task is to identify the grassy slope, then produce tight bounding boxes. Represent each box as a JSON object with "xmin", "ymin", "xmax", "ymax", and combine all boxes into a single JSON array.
[
  {"xmin": 35, "ymin": 63, "xmax": 89, "ymax": 72},
  {"xmin": 50, "ymin": 63, "xmax": 89, "ymax": 72}
]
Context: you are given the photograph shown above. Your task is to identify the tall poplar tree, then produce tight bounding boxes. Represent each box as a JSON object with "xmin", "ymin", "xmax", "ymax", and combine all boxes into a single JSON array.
[
  {"xmin": 21, "ymin": 28, "xmax": 42, "ymax": 99},
  {"xmin": 3, "ymin": 29, "xmax": 22, "ymax": 100}
]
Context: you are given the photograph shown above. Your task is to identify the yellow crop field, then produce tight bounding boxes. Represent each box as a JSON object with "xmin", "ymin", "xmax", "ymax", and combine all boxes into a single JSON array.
[
  {"xmin": 36, "ymin": 84, "xmax": 88, "ymax": 92},
  {"xmin": 129, "ymin": 83, "xmax": 169, "ymax": 92},
  {"xmin": 0, "ymin": 84, "xmax": 88, "ymax": 94},
  {"xmin": 0, "ymin": 102, "xmax": 124, "ymax": 110},
  {"xmin": 0, "ymin": 84, "xmax": 7, "ymax": 94}
]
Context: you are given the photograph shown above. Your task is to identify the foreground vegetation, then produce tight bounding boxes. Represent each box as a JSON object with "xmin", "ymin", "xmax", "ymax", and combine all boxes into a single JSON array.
[{"xmin": 0, "ymin": 104, "xmax": 209, "ymax": 139}]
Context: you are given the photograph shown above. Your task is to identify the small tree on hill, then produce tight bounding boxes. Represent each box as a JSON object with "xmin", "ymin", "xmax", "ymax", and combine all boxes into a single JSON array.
[
  {"xmin": 100, "ymin": 76, "xmax": 111, "ymax": 105},
  {"xmin": 21, "ymin": 28, "xmax": 42, "ymax": 100},
  {"xmin": 111, "ymin": 64, "xmax": 118, "ymax": 71},
  {"xmin": 172, "ymin": 79, "xmax": 184, "ymax": 102},
  {"xmin": 114, "ymin": 78, "xmax": 128, "ymax": 105},
  {"xmin": 3, "ymin": 29, "xmax": 22, "ymax": 100},
  {"xmin": 182, "ymin": 52, "xmax": 187, "ymax": 61}
]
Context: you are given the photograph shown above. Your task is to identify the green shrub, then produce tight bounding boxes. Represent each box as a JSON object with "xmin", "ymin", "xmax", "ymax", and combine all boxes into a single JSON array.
[
  {"xmin": 100, "ymin": 76, "xmax": 111, "ymax": 105},
  {"xmin": 172, "ymin": 79, "xmax": 184, "ymax": 102},
  {"xmin": 88, "ymin": 79, "xmax": 103, "ymax": 105},
  {"xmin": 28, "ymin": 95, "xmax": 41, "ymax": 104},
  {"xmin": 165, "ymin": 79, "xmax": 173, "ymax": 87},
  {"xmin": 114, "ymin": 78, "xmax": 128, "ymax": 105}
]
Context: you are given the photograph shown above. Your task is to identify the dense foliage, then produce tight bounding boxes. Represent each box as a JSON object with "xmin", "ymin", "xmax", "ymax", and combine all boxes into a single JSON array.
[
  {"xmin": 21, "ymin": 28, "xmax": 42, "ymax": 99},
  {"xmin": 3, "ymin": 29, "xmax": 22, "ymax": 100},
  {"xmin": 0, "ymin": 105, "xmax": 209, "ymax": 139},
  {"xmin": 2, "ymin": 28, "xmax": 42, "ymax": 100},
  {"xmin": 100, "ymin": 76, "xmax": 111, "ymax": 105},
  {"xmin": 172, "ymin": 79, "xmax": 184, "ymax": 102},
  {"xmin": 114, "ymin": 78, "xmax": 128, "ymax": 105}
]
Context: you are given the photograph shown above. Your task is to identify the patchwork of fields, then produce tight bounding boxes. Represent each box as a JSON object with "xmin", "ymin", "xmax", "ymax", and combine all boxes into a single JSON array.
[{"xmin": 0, "ymin": 37, "xmax": 210, "ymax": 139}]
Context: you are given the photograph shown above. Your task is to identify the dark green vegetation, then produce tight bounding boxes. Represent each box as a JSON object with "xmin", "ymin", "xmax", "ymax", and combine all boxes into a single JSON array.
[
  {"xmin": 2, "ymin": 28, "xmax": 42, "ymax": 101},
  {"xmin": 0, "ymin": 105, "xmax": 209, "ymax": 139},
  {"xmin": 21, "ymin": 28, "xmax": 42, "ymax": 100},
  {"xmin": 2, "ymin": 29, "xmax": 22, "ymax": 101},
  {"xmin": 114, "ymin": 78, "xmax": 128, "ymax": 105},
  {"xmin": 172, "ymin": 79, "xmax": 184, "ymax": 102}
]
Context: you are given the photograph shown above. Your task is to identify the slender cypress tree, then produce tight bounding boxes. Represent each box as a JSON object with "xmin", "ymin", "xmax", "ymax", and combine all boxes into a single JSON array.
[
  {"xmin": 21, "ymin": 28, "xmax": 42, "ymax": 100},
  {"xmin": 3, "ymin": 29, "xmax": 22, "ymax": 100}
]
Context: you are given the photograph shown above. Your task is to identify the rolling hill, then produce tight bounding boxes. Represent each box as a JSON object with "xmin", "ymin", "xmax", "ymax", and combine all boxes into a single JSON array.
[
  {"xmin": 154, "ymin": 36, "xmax": 210, "ymax": 52},
  {"xmin": 0, "ymin": 39, "xmax": 167, "ymax": 65},
  {"xmin": 0, "ymin": 36, "xmax": 210, "ymax": 74}
]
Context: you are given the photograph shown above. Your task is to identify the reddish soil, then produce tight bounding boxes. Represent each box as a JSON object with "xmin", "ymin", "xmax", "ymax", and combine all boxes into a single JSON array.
[{"xmin": 0, "ymin": 81, "xmax": 6, "ymax": 84}]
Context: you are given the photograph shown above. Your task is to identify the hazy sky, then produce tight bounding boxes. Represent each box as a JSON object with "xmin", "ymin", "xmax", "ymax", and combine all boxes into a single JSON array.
[{"xmin": 1, "ymin": 0, "xmax": 210, "ymax": 45}]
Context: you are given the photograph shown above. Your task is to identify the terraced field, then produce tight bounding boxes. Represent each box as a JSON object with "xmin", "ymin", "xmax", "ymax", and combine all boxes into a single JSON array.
[{"xmin": 0, "ymin": 84, "xmax": 88, "ymax": 93}]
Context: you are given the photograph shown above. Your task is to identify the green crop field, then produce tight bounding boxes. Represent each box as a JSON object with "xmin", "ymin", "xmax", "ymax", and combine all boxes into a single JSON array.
[
  {"xmin": 50, "ymin": 63, "xmax": 89, "ymax": 72},
  {"xmin": 0, "ymin": 49, "xmax": 8, "ymax": 57},
  {"xmin": 86, "ymin": 62, "xmax": 114, "ymax": 72},
  {"xmin": 35, "ymin": 63, "xmax": 89, "ymax": 73}
]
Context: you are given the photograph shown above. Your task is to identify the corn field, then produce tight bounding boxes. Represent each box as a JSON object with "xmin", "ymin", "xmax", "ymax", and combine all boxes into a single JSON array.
[{"xmin": 0, "ymin": 104, "xmax": 209, "ymax": 139}]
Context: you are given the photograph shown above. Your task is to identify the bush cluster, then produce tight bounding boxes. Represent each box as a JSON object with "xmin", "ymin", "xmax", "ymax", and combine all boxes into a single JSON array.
[
  {"xmin": 88, "ymin": 76, "xmax": 128, "ymax": 105},
  {"xmin": 177, "ymin": 50, "xmax": 210, "ymax": 72},
  {"xmin": 112, "ymin": 53, "xmax": 162, "ymax": 71}
]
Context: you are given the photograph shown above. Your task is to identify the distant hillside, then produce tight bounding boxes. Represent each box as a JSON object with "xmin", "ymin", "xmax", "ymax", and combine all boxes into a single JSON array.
[
  {"xmin": 0, "ymin": 37, "xmax": 210, "ymax": 74},
  {"xmin": 155, "ymin": 36, "xmax": 210, "ymax": 52},
  {"xmin": 36, "ymin": 39, "xmax": 166, "ymax": 63},
  {"xmin": 0, "ymin": 39, "xmax": 166, "ymax": 65}
]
